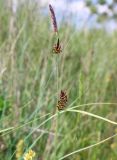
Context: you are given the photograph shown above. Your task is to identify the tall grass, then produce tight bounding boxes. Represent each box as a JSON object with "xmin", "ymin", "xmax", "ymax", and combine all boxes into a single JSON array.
[{"xmin": 0, "ymin": 1, "xmax": 117, "ymax": 160}]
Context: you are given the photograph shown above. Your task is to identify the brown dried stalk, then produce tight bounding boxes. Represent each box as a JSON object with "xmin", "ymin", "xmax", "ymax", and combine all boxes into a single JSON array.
[{"xmin": 49, "ymin": 4, "xmax": 58, "ymax": 33}]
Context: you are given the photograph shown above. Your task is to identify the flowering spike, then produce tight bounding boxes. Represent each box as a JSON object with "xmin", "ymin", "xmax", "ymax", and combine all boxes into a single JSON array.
[
  {"xmin": 57, "ymin": 90, "xmax": 68, "ymax": 110},
  {"xmin": 49, "ymin": 4, "xmax": 58, "ymax": 33}
]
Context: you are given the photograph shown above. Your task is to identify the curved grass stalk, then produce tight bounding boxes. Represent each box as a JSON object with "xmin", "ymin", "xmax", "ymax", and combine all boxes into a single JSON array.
[
  {"xmin": 67, "ymin": 109, "xmax": 117, "ymax": 125},
  {"xmin": 69, "ymin": 102, "xmax": 117, "ymax": 110},
  {"xmin": 59, "ymin": 133, "xmax": 117, "ymax": 160}
]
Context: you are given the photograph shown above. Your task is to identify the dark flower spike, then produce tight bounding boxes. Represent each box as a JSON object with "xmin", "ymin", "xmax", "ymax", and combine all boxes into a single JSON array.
[
  {"xmin": 49, "ymin": 4, "xmax": 58, "ymax": 33},
  {"xmin": 57, "ymin": 90, "xmax": 68, "ymax": 111},
  {"xmin": 53, "ymin": 38, "xmax": 62, "ymax": 54}
]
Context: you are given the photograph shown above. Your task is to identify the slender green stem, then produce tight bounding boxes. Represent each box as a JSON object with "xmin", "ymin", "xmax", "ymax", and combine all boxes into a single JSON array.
[
  {"xmin": 56, "ymin": 56, "xmax": 59, "ymax": 96},
  {"xmin": 54, "ymin": 55, "xmax": 59, "ymax": 159}
]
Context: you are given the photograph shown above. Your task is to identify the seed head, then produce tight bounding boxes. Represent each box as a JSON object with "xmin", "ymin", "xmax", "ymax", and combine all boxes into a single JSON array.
[
  {"xmin": 57, "ymin": 90, "xmax": 68, "ymax": 110},
  {"xmin": 49, "ymin": 4, "xmax": 58, "ymax": 33}
]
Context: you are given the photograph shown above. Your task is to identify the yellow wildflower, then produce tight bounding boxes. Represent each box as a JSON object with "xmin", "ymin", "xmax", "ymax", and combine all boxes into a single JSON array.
[
  {"xmin": 16, "ymin": 139, "xmax": 24, "ymax": 159},
  {"xmin": 24, "ymin": 149, "xmax": 36, "ymax": 160}
]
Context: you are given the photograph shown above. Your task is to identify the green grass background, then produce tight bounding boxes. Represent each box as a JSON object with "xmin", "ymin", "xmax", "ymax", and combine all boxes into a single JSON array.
[{"xmin": 0, "ymin": 0, "xmax": 117, "ymax": 159}]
